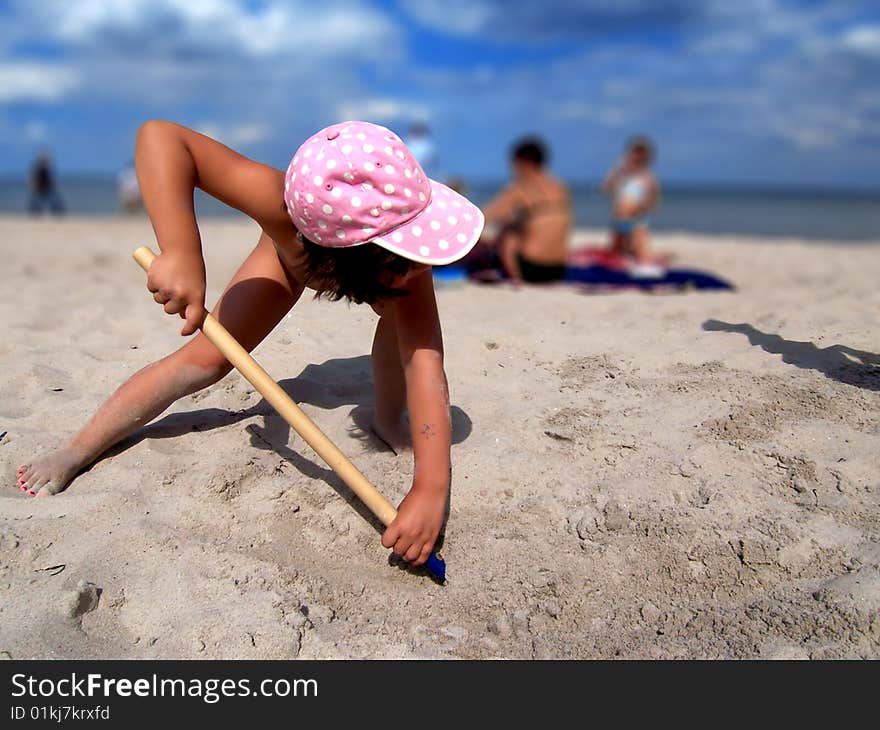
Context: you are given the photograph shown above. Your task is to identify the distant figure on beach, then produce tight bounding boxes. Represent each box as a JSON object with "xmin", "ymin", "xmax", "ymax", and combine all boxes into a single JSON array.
[
  {"xmin": 468, "ymin": 136, "xmax": 571, "ymax": 283},
  {"xmin": 117, "ymin": 159, "xmax": 142, "ymax": 213},
  {"xmin": 28, "ymin": 151, "xmax": 64, "ymax": 216},
  {"xmin": 404, "ymin": 122, "xmax": 438, "ymax": 178},
  {"xmin": 601, "ymin": 137, "xmax": 660, "ymax": 271}
]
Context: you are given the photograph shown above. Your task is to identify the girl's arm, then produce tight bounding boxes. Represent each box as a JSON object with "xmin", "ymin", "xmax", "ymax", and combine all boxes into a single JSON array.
[
  {"xmin": 380, "ymin": 269, "xmax": 451, "ymax": 566},
  {"xmin": 134, "ymin": 120, "xmax": 292, "ymax": 334}
]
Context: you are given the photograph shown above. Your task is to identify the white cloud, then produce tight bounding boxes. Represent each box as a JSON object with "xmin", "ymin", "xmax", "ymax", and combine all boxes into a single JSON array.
[
  {"xmin": 337, "ymin": 97, "xmax": 431, "ymax": 124},
  {"xmin": 841, "ymin": 24, "xmax": 880, "ymax": 58},
  {"xmin": 0, "ymin": 63, "xmax": 80, "ymax": 102},
  {"xmin": 14, "ymin": 0, "xmax": 399, "ymax": 60},
  {"xmin": 195, "ymin": 121, "xmax": 273, "ymax": 145}
]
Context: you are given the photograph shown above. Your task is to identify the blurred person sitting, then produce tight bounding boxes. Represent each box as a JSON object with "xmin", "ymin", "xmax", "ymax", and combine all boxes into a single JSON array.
[
  {"xmin": 471, "ymin": 136, "xmax": 571, "ymax": 283},
  {"xmin": 28, "ymin": 151, "xmax": 65, "ymax": 216},
  {"xmin": 601, "ymin": 136, "xmax": 660, "ymax": 273}
]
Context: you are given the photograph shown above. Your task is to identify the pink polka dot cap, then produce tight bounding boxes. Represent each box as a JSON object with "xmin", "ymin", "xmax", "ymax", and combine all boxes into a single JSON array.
[{"xmin": 284, "ymin": 121, "xmax": 484, "ymax": 265}]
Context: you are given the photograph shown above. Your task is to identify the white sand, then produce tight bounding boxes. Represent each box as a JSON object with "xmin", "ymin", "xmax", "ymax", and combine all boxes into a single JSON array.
[{"xmin": 0, "ymin": 215, "xmax": 878, "ymax": 659}]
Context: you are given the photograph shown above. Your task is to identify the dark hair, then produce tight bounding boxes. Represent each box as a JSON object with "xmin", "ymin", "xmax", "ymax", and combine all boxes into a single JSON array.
[
  {"xmin": 627, "ymin": 136, "xmax": 655, "ymax": 163},
  {"xmin": 511, "ymin": 136, "xmax": 547, "ymax": 167},
  {"xmin": 298, "ymin": 236, "xmax": 414, "ymax": 304}
]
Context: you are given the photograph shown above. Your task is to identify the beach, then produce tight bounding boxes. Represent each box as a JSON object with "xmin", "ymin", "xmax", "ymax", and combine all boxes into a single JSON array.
[{"xmin": 1, "ymin": 214, "xmax": 878, "ymax": 659}]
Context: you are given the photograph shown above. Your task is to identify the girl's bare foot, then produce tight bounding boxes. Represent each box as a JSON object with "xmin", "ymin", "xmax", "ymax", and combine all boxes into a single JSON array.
[
  {"xmin": 371, "ymin": 418, "xmax": 412, "ymax": 456},
  {"xmin": 16, "ymin": 446, "xmax": 89, "ymax": 497}
]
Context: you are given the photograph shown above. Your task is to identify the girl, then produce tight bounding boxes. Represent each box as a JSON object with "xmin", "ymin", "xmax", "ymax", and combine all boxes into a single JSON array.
[
  {"xmin": 601, "ymin": 137, "xmax": 661, "ymax": 271},
  {"xmin": 15, "ymin": 120, "xmax": 484, "ymax": 568}
]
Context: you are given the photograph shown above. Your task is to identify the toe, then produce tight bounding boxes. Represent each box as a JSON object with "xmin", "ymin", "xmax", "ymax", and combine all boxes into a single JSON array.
[
  {"xmin": 34, "ymin": 483, "xmax": 58, "ymax": 497},
  {"xmin": 26, "ymin": 475, "xmax": 49, "ymax": 496}
]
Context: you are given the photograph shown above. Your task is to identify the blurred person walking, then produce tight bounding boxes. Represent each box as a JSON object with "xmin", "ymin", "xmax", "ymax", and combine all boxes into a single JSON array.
[{"xmin": 28, "ymin": 151, "xmax": 65, "ymax": 216}]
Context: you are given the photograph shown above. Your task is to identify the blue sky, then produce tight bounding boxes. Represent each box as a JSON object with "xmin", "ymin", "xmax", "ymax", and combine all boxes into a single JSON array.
[{"xmin": 0, "ymin": 0, "xmax": 878, "ymax": 187}]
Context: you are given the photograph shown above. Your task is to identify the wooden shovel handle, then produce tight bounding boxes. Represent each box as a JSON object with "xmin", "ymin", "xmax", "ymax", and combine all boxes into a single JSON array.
[{"xmin": 132, "ymin": 246, "xmax": 399, "ymax": 526}]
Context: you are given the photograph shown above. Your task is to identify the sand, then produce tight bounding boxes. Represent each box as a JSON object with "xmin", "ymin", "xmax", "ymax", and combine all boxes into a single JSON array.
[{"xmin": 0, "ymin": 214, "xmax": 878, "ymax": 659}]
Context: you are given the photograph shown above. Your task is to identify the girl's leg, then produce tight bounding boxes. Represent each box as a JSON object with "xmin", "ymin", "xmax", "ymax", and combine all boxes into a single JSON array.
[
  {"xmin": 17, "ymin": 233, "xmax": 303, "ymax": 496},
  {"xmin": 370, "ymin": 306, "xmax": 410, "ymax": 454},
  {"xmin": 632, "ymin": 224, "xmax": 651, "ymax": 264}
]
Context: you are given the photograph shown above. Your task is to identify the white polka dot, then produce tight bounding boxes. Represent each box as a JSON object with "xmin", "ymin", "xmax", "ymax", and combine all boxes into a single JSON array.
[
  {"xmin": 322, "ymin": 204, "xmax": 333, "ymax": 214},
  {"xmin": 342, "ymin": 214, "xmax": 352, "ymax": 223},
  {"xmin": 350, "ymin": 196, "xmax": 362, "ymax": 207},
  {"xmin": 316, "ymin": 151, "xmax": 324, "ymax": 161},
  {"xmin": 384, "ymin": 146, "xmax": 392, "ymax": 155},
  {"xmin": 362, "ymin": 182, "xmax": 373, "ymax": 190},
  {"xmin": 370, "ymin": 208, "xmax": 380, "ymax": 217},
  {"xmin": 285, "ymin": 181, "xmax": 289, "ymax": 191},
  {"xmin": 304, "ymin": 149, "xmax": 312, "ymax": 157},
  {"xmin": 336, "ymin": 229, "xmax": 345, "ymax": 239},
  {"xmin": 294, "ymin": 191, "xmax": 299, "ymax": 201},
  {"xmin": 437, "ymin": 200, "xmax": 447, "ymax": 209},
  {"xmin": 438, "ymin": 239, "xmax": 449, "ymax": 250},
  {"xmin": 293, "ymin": 155, "xmax": 299, "ymax": 164},
  {"xmin": 298, "ymin": 217, "xmax": 307, "ymax": 226},
  {"xmin": 364, "ymin": 162, "xmax": 374, "ymax": 172},
  {"xmin": 418, "ymin": 192, "xmax": 426, "ymax": 202},
  {"xmin": 442, "ymin": 188, "xmax": 451, "ymax": 197},
  {"xmin": 430, "ymin": 220, "xmax": 441, "ymax": 230},
  {"xmin": 300, "ymin": 164, "xmax": 310, "ymax": 174},
  {"xmin": 331, "ymin": 187, "xmax": 342, "ymax": 198},
  {"xmin": 326, "ymin": 159, "xmax": 337, "ymax": 169},
  {"xmin": 362, "ymin": 226, "xmax": 374, "ymax": 233},
  {"xmin": 447, "ymin": 216, "xmax": 457, "ymax": 225},
  {"xmin": 384, "ymin": 165, "xmax": 395, "ymax": 175},
  {"xmin": 404, "ymin": 188, "xmax": 412, "ymax": 197},
  {"xmin": 343, "ymin": 172, "xmax": 355, "ymax": 182},
  {"xmin": 412, "ymin": 226, "xmax": 422, "ymax": 237},
  {"xmin": 363, "ymin": 143, "xmax": 374, "ymax": 153},
  {"xmin": 356, "ymin": 133, "xmax": 366, "ymax": 141},
  {"xmin": 314, "ymin": 233, "xmax": 322, "ymax": 241},
  {"xmin": 456, "ymin": 233, "xmax": 467, "ymax": 243},
  {"xmin": 404, "ymin": 168, "xmax": 413, "ymax": 178},
  {"xmin": 396, "ymin": 150, "xmax": 404, "ymax": 159},
  {"xmin": 464, "ymin": 213, "xmax": 472, "ymax": 221},
  {"xmin": 381, "ymin": 201, "xmax": 392, "ymax": 210},
  {"xmin": 305, "ymin": 193, "xmax": 314, "ymax": 203},
  {"xmin": 342, "ymin": 144, "xmax": 352, "ymax": 154},
  {"xmin": 318, "ymin": 220, "xmax": 327, "ymax": 229},
  {"xmin": 313, "ymin": 175, "xmax": 323, "ymax": 186},
  {"xmin": 392, "ymin": 232, "xmax": 403, "ymax": 243},
  {"xmin": 290, "ymin": 172, "xmax": 296, "ymax": 182},
  {"xmin": 419, "ymin": 245, "xmax": 430, "ymax": 257},
  {"xmin": 384, "ymin": 183, "xmax": 395, "ymax": 194},
  {"xmin": 452, "ymin": 200, "xmax": 462, "ymax": 207}
]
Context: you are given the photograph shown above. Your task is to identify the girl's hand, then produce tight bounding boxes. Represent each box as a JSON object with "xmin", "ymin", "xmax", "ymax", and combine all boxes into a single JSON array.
[
  {"xmin": 381, "ymin": 486, "xmax": 447, "ymax": 567},
  {"xmin": 145, "ymin": 249, "xmax": 207, "ymax": 335}
]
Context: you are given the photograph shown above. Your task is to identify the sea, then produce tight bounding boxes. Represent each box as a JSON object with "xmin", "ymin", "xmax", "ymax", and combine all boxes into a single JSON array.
[{"xmin": 2, "ymin": 177, "xmax": 877, "ymax": 242}]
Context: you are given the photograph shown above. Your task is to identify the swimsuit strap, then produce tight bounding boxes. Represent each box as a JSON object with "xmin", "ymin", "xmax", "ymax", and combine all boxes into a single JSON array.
[{"xmin": 517, "ymin": 178, "xmax": 569, "ymax": 221}]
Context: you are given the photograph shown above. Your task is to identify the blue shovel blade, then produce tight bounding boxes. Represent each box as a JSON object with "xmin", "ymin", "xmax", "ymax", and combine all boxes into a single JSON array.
[{"xmin": 424, "ymin": 552, "xmax": 446, "ymax": 583}]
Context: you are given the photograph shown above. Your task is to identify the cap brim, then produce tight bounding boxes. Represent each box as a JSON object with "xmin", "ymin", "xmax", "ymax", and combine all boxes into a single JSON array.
[{"xmin": 370, "ymin": 179, "xmax": 484, "ymax": 266}]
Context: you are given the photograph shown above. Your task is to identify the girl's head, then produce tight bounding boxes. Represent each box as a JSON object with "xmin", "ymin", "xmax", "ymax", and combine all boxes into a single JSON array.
[
  {"xmin": 283, "ymin": 121, "xmax": 484, "ymax": 299},
  {"xmin": 626, "ymin": 136, "xmax": 655, "ymax": 168},
  {"xmin": 298, "ymin": 234, "xmax": 426, "ymax": 304}
]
